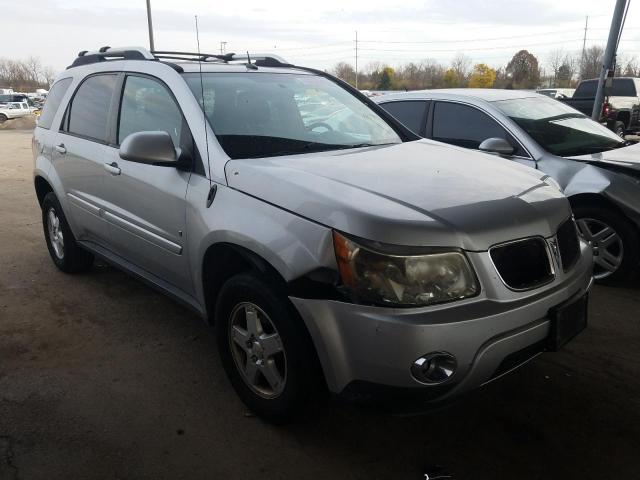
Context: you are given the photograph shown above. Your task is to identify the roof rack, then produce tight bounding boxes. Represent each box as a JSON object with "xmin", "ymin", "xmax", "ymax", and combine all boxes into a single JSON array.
[{"xmin": 67, "ymin": 46, "xmax": 290, "ymax": 70}]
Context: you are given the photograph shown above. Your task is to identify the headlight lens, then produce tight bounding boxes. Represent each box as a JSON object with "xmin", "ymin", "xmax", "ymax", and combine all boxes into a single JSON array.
[{"xmin": 333, "ymin": 231, "xmax": 479, "ymax": 307}]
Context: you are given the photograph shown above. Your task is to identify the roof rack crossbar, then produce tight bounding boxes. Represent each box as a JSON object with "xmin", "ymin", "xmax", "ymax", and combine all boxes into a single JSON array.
[
  {"xmin": 152, "ymin": 50, "xmax": 232, "ymax": 62},
  {"xmin": 67, "ymin": 46, "xmax": 155, "ymax": 69},
  {"xmin": 154, "ymin": 54, "xmax": 225, "ymax": 64}
]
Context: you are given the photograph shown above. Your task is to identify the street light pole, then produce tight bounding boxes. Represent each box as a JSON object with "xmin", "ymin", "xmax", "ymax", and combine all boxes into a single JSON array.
[
  {"xmin": 146, "ymin": 0, "xmax": 155, "ymax": 51},
  {"xmin": 592, "ymin": 0, "xmax": 628, "ymax": 121}
]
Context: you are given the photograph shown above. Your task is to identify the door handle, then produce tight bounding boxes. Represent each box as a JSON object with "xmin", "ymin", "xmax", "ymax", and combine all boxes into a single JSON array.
[
  {"xmin": 55, "ymin": 143, "xmax": 66, "ymax": 154},
  {"xmin": 104, "ymin": 162, "xmax": 121, "ymax": 176}
]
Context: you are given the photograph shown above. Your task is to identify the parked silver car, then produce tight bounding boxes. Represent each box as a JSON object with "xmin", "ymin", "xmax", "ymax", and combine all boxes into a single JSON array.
[
  {"xmin": 377, "ymin": 89, "xmax": 640, "ymax": 283},
  {"xmin": 33, "ymin": 48, "xmax": 592, "ymax": 421}
]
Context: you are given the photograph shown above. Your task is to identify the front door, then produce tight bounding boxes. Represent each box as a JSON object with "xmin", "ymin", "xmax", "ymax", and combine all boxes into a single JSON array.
[
  {"xmin": 430, "ymin": 101, "xmax": 537, "ymax": 169},
  {"xmin": 101, "ymin": 74, "xmax": 193, "ymax": 293}
]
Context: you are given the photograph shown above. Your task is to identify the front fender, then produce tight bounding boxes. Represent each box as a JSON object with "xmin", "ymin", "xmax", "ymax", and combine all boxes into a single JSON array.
[
  {"xmin": 185, "ymin": 175, "xmax": 336, "ymax": 312},
  {"xmin": 564, "ymin": 163, "xmax": 640, "ymax": 227}
]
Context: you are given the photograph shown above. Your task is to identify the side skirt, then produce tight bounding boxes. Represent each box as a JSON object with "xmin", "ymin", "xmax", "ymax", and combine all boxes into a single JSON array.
[{"xmin": 78, "ymin": 240, "xmax": 207, "ymax": 320}]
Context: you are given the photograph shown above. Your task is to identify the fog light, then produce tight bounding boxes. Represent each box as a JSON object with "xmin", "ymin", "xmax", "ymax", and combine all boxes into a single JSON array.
[{"xmin": 411, "ymin": 352, "xmax": 457, "ymax": 385}]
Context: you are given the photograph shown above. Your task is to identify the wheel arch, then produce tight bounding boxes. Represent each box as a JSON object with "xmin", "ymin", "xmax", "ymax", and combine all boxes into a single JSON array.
[
  {"xmin": 568, "ymin": 192, "xmax": 636, "ymax": 228},
  {"xmin": 615, "ymin": 110, "xmax": 630, "ymax": 128},
  {"xmin": 34, "ymin": 175, "xmax": 54, "ymax": 207},
  {"xmin": 201, "ymin": 241, "xmax": 329, "ymax": 391},
  {"xmin": 201, "ymin": 242, "xmax": 289, "ymax": 325},
  {"xmin": 568, "ymin": 191, "xmax": 640, "ymax": 247}
]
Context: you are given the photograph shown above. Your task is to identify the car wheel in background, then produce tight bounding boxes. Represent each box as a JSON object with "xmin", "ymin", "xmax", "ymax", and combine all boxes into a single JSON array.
[
  {"xmin": 42, "ymin": 192, "xmax": 94, "ymax": 273},
  {"xmin": 215, "ymin": 273, "xmax": 322, "ymax": 423},
  {"xmin": 0, "ymin": 114, "xmax": 7, "ymax": 123},
  {"xmin": 613, "ymin": 121, "xmax": 626, "ymax": 138},
  {"xmin": 574, "ymin": 205, "xmax": 639, "ymax": 284}
]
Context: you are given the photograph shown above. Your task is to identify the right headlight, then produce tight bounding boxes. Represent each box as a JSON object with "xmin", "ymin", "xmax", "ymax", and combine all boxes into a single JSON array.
[{"xmin": 332, "ymin": 231, "xmax": 479, "ymax": 307}]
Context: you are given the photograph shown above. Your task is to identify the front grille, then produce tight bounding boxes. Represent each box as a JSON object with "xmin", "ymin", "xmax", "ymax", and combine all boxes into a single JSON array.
[
  {"xmin": 557, "ymin": 218, "xmax": 580, "ymax": 272},
  {"xmin": 490, "ymin": 238, "xmax": 554, "ymax": 290}
]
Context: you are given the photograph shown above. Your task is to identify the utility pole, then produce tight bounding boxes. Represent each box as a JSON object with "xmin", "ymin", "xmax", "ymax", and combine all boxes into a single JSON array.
[
  {"xmin": 580, "ymin": 15, "xmax": 588, "ymax": 80},
  {"xmin": 355, "ymin": 30, "xmax": 359, "ymax": 90},
  {"xmin": 146, "ymin": 0, "xmax": 155, "ymax": 51},
  {"xmin": 592, "ymin": 0, "xmax": 628, "ymax": 120}
]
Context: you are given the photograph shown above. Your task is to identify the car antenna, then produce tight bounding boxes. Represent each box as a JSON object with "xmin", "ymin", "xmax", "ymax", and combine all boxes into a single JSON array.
[
  {"xmin": 246, "ymin": 51, "xmax": 258, "ymax": 70},
  {"xmin": 195, "ymin": 15, "xmax": 214, "ymax": 203}
]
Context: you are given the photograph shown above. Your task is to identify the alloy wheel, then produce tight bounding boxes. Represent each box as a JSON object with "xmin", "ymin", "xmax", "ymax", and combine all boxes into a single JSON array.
[
  {"xmin": 576, "ymin": 217, "xmax": 624, "ymax": 280},
  {"xmin": 47, "ymin": 207, "xmax": 65, "ymax": 260},
  {"xmin": 228, "ymin": 302, "xmax": 287, "ymax": 399}
]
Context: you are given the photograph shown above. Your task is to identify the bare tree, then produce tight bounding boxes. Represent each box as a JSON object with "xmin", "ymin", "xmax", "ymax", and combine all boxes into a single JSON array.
[
  {"xmin": 617, "ymin": 54, "xmax": 639, "ymax": 77},
  {"xmin": 580, "ymin": 45, "xmax": 604, "ymax": 80},
  {"xmin": 547, "ymin": 49, "xmax": 565, "ymax": 86},
  {"xmin": 42, "ymin": 66, "xmax": 57, "ymax": 87},
  {"xmin": 450, "ymin": 53, "xmax": 472, "ymax": 86},
  {"xmin": 332, "ymin": 62, "xmax": 356, "ymax": 86},
  {"xmin": 0, "ymin": 56, "xmax": 56, "ymax": 90}
]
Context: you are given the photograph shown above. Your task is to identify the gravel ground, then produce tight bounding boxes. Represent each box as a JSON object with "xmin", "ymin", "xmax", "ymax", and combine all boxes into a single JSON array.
[{"xmin": 1, "ymin": 129, "xmax": 639, "ymax": 480}]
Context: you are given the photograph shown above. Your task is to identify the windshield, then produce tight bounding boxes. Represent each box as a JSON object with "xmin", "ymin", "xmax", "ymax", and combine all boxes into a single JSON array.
[
  {"xmin": 493, "ymin": 96, "xmax": 626, "ymax": 156},
  {"xmin": 183, "ymin": 72, "xmax": 402, "ymax": 159}
]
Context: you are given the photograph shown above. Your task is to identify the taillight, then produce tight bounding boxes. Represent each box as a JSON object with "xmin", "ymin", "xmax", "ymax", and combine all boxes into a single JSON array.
[{"xmin": 602, "ymin": 102, "xmax": 611, "ymax": 117}]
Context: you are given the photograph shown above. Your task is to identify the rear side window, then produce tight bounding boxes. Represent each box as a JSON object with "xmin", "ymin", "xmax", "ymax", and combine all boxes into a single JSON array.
[
  {"xmin": 432, "ymin": 101, "xmax": 526, "ymax": 156},
  {"xmin": 38, "ymin": 78, "xmax": 72, "ymax": 130},
  {"xmin": 66, "ymin": 74, "xmax": 118, "ymax": 142},
  {"xmin": 380, "ymin": 101, "xmax": 429, "ymax": 135},
  {"xmin": 611, "ymin": 79, "xmax": 636, "ymax": 96}
]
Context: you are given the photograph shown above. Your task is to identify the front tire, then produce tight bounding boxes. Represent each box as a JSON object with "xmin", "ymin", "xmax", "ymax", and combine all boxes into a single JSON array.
[
  {"xmin": 0, "ymin": 114, "xmax": 7, "ymax": 124},
  {"xmin": 42, "ymin": 192, "xmax": 94, "ymax": 273},
  {"xmin": 574, "ymin": 205, "xmax": 639, "ymax": 284},
  {"xmin": 613, "ymin": 121, "xmax": 626, "ymax": 138},
  {"xmin": 215, "ymin": 273, "xmax": 320, "ymax": 422}
]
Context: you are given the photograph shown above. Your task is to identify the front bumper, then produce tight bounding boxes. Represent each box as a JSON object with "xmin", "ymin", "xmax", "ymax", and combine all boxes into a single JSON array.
[{"xmin": 291, "ymin": 239, "xmax": 593, "ymax": 401}]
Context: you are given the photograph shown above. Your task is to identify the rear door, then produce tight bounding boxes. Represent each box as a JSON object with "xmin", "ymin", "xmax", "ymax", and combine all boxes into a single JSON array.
[
  {"xmin": 54, "ymin": 73, "xmax": 119, "ymax": 246},
  {"xmin": 101, "ymin": 73, "xmax": 194, "ymax": 292},
  {"xmin": 429, "ymin": 100, "xmax": 535, "ymax": 168}
]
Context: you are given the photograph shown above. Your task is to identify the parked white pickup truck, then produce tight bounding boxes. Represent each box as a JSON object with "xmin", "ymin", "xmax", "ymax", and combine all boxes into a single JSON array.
[{"xmin": 0, "ymin": 102, "xmax": 31, "ymax": 123}]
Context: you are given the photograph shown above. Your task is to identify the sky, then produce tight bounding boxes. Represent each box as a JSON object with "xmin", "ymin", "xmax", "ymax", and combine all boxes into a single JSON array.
[{"xmin": 1, "ymin": 0, "xmax": 640, "ymax": 76}]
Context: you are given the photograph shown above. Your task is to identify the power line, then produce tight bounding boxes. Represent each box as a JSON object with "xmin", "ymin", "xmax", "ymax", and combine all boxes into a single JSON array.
[
  {"xmin": 269, "ymin": 41, "xmax": 351, "ymax": 51},
  {"xmin": 358, "ymin": 38, "xmax": 585, "ymax": 53},
  {"xmin": 357, "ymin": 29, "xmax": 585, "ymax": 44}
]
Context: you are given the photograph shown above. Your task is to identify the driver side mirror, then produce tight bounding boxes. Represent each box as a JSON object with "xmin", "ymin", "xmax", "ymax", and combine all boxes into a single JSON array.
[
  {"xmin": 479, "ymin": 137, "xmax": 515, "ymax": 156},
  {"xmin": 119, "ymin": 131, "xmax": 178, "ymax": 166}
]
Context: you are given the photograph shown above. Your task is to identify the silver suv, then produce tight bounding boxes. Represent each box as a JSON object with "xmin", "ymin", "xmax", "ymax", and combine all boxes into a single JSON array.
[{"xmin": 33, "ymin": 47, "xmax": 593, "ymax": 421}]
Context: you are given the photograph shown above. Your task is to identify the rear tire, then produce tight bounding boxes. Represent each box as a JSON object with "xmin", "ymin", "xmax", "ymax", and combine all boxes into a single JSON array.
[
  {"xmin": 573, "ymin": 205, "xmax": 639, "ymax": 284},
  {"xmin": 613, "ymin": 121, "xmax": 626, "ymax": 138},
  {"xmin": 0, "ymin": 114, "xmax": 7, "ymax": 124},
  {"xmin": 42, "ymin": 192, "xmax": 94, "ymax": 273},
  {"xmin": 215, "ymin": 273, "xmax": 321, "ymax": 423}
]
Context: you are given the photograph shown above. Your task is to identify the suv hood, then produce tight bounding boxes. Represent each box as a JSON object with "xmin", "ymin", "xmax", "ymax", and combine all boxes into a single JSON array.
[
  {"xmin": 571, "ymin": 141, "xmax": 640, "ymax": 172},
  {"xmin": 226, "ymin": 140, "xmax": 570, "ymax": 251}
]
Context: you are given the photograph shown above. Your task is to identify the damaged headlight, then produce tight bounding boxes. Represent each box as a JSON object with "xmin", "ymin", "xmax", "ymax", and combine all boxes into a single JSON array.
[{"xmin": 332, "ymin": 231, "xmax": 479, "ymax": 307}]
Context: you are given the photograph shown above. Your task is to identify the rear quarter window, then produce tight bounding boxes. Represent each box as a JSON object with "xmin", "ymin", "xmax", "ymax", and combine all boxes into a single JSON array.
[
  {"xmin": 380, "ymin": 100, "xmax": 429, "ymax": 135},
  {"xmin": 37, "ymin": 78, "xmax": 72, "ymax": 130},
  {"xmin": 574, "ymin": 80, "xmax": 597, "ymax": 98}
]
